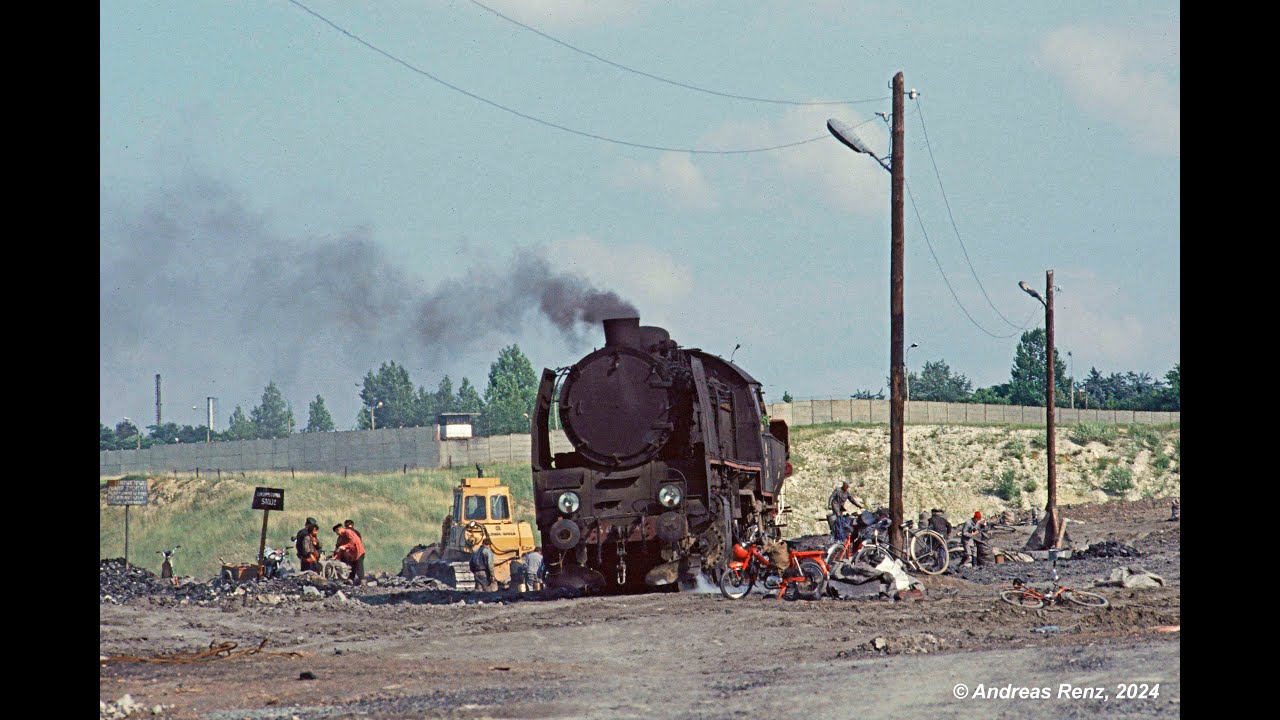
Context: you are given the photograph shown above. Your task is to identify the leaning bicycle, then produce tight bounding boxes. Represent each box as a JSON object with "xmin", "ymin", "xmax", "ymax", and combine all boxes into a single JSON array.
[{"xmin": 846, "ymin": 521, "xmax": 949, "ymax": 575}]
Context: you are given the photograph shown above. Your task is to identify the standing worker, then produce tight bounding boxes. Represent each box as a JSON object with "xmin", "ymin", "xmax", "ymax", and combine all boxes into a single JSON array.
[
  {"xmin": 332, "ymin": 523, "xmax": 366, "ymax": 586},
  {"xmin": 928, "ymin": 509, "xmax": 952, "ymax": 539},
  {"xmin": 343, "ymin": 515, "xmax": 363, "ymax": 538},
  {"xmin": 295, "ymin": 517, "xmax": 321, "ymax": 573},
  {"xmin": 470, "ymin": 537, "xmax": 496, "ymax": 591},
  {"xmin": 523, "ymin": 546, "xmax": 545, "ymax": 592},
  {"xmin": 958, "ymin": 512, "xmax": 984, "ymax": 568},
  {"xmin": 826, "ymin": 482, "xmax": 864, "ymax": 538}
]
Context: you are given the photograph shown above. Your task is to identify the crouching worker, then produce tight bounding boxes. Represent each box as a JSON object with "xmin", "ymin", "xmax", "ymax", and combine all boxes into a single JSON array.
[{"xmin": 332, "ymin": 523, "xmax": 366, "ymax": 585}]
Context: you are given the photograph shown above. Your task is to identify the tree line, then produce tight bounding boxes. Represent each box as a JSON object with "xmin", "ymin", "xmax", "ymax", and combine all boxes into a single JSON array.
[
  {"xmin": 780, "ymin": 329, "xmax": 1180, "ymax": 412},
  {"xmin": 100, "ymin": 344, "xmax": 541, "ymax": 450}
]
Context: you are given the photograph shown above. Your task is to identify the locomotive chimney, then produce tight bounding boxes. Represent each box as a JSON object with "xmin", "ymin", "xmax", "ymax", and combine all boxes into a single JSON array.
[{"xmin": 602, "ymin": 317, "xmax": 641, "ymax": 349}]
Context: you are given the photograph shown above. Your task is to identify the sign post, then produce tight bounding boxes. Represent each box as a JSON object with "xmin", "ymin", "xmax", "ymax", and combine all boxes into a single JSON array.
[
  {"xmin": 107, "ymin": 478, "xmax": 150, "ymax": 568},
  {"xmin": 251, "ymin": 487, "xmax": 285, "ymax": 579}
]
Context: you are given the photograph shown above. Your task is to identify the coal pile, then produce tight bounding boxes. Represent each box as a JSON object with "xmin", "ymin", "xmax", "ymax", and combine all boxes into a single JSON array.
[
  {"xmin": 100, "ymin": 558, "xmax": 167, "ymax": 603},
  {"xmin": 1076, "ymin": 540, "xmax": 1142, "ymax": 559},
  {"xmin": 100, "ymin": 559, "xmax": 349, "ymax": 605}
]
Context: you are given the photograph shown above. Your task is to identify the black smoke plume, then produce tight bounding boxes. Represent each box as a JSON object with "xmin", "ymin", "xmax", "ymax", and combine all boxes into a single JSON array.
[{"xmin": 100, "ymin": 178, "xmax": 636, "ymax": 426}]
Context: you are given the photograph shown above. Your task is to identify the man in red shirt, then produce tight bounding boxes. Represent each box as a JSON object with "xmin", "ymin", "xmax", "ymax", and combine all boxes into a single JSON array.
[{"xmin": 332, "ymin": 523, "xmax": 366, "ymax": 585}]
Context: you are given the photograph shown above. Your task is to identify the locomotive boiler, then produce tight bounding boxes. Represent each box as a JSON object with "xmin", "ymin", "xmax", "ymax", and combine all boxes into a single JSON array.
[{"xmin": 530, "ymin": 316, "xmax": 792, "ymax": 592}]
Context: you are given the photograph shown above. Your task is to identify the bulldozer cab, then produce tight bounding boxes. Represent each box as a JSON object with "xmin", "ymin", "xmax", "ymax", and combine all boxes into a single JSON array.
[{"xmin": 451, "ymin": 477, "xmax": 513, "ymax": 527}]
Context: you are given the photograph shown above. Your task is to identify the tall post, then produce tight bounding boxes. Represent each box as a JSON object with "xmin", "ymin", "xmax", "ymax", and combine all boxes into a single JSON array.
[
  {"xmin": 207, "ymin": 397, "xmax": 215, "ymax": 443},
  {"xmin": 1044, "ymin": 270, "xmax": 1059, "ymax": 549},
  {"xmin": 155, "ymin": 373, "xmax": 162, "ymax": 427},
  {"xmin": 124, "ymin": 505, "xmax": 130, "ymax": 568},
  {"xmin": 888, "ymin": 71, "xmax": 906, "ymax": 556},
  {"xmin": 257, "ymin": 509, "xmax": 270, "ymax": 579}
]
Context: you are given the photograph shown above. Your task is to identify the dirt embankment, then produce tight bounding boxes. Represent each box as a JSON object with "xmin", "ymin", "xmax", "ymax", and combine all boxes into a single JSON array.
[{"xmin": 781, "ymin": 423, "xmax": 1179, "ymax": 538}]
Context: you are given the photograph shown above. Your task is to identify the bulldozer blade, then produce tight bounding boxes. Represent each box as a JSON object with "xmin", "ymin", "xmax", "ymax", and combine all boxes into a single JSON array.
[{"xmin": 547, "ymin": 564, "xmax": 606, "ymax": 592}]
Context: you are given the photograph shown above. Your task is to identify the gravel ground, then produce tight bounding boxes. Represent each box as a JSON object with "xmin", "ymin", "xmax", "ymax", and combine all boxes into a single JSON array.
[{"xmin": 101, "ymin": 498, "xmax": 1179, "ymax": 719}]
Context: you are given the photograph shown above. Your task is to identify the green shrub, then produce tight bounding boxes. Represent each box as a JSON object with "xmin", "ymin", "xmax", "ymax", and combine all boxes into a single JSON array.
[
  {"xmin": 1152, "ymin": 451, "xmax": 1171, "ymax": 472},
  {"xmin": 987, "ymin": 468, "xmax": 1020, "ymax": 501},
  {"xmin": 1029, "ymin": 434, "xmax": 1046, "ymax": 450},
  {"xmin": 1004, "ymin": 439, "xmax": 1026, "ymax": 457},
  {"xmin": 1071, "ymin": 422, "xmax": 1118, "ymax": 446},
  {"xmin": 1101, "ymin": 466, "xmax": 1135, "ymax": 495},
  {"xmin": 1023, "ymin": 478, "xmax": 1038, "ymax": 493},
  {"xmin": 1128, "ymin": 425, "xmax": 1161, "ymax": 450}
]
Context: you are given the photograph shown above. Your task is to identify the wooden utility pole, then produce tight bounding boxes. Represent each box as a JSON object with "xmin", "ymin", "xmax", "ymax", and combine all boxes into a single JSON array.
[
  {"xmin": 888, "ymin": 71, "xmax": 906, "ymax": 557},
  {"xmin": 1044, "ymin": 270, "xmax": 1060, "ymax": 549}
]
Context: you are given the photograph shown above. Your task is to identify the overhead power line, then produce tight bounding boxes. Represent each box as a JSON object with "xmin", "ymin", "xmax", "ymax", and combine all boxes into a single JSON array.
[
  {"xmin": 914, "ymin": 97, "xmax": 1030, "ymax": 331},
  {"xmin": 468, "ymin": 0, "xmax": 888, "ymax": 107},
  {"xmin": 287, "ymin": 0, "xmax": 832, "ymax": 154},
  {"xmin": 905, "ymin": 181, "xmax": 1031, "ymax": 340}
]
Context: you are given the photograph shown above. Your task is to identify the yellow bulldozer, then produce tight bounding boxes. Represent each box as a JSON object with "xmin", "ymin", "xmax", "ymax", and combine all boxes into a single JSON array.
[{"xmin": 400, "ymin": 476, "xmax": 535, "ymax": 590}]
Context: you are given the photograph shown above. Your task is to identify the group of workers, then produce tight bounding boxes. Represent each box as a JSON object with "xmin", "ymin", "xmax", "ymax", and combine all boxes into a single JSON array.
[
  {"xmin": 825, "ymin": 481, "xmax": 995, "ymax": 568},
  {"xmin": 294, "ymin": 517, "xmax": 367, "ymax": 585},
  {"xmin": 467, "ymin": 538, "xmax": 544, "ymax": 592}
]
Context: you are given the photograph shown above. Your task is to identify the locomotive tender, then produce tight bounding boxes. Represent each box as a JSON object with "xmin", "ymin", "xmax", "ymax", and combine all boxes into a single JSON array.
[{"xmin": 531, "ymin": 316, "xmax": 792, "ymax": 591}]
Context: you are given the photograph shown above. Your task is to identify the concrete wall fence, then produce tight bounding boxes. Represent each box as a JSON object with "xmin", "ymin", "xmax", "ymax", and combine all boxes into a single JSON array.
[{"xmin": 100, "ymin": 400, "xmax": 1178, "ymax": 477}]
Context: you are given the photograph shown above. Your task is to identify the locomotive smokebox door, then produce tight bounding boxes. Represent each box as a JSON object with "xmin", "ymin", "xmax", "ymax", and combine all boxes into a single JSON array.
[{"xmin": 560, "ymin": 344, "xmax": 673, "ymax": 468}]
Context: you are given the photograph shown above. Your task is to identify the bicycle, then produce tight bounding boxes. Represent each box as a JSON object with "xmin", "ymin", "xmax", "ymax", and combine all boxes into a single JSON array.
[
  {"xmin": 999, "ymin": 554, "xmax": 1109, "ymax": 609},
  {"xmin": 830, "ymin": 519, "xmax": 949, "ymax": 575}
]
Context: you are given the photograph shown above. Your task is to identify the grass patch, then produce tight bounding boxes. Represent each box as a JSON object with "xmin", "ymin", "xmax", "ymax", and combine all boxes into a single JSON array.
[
  {"xmin": 1022, "ymin": 478, "xmax": 1038, "ymax": 494},
  {"xmin": 100, "ymin": 463, "xmax": 535, "ymax": 580},
  {"xmin": 1070, "ymin": 422, "xmax": 1118, "ymax": 446},
  {"xmin": 1126, "ymin": 424, "xmax": 1162, "ymax": 450},
  {"xmin": 1101, "ymin": 465, "xmax": 1135, "ymax": 496},
  {"xmin": 1029, "ymin": 434, "xmax": 1046, "ymax": 450},
  {"xmin": 829, "ymin": 444, "xmax": 875, "ymax": 475},
  {"xmin": 1152, "ymin": 450, "xmax": 1171, "ymax": 473},
  {"xmin": 1003, "ymin": 439, "xmax": 1026, "ymax": 458}
]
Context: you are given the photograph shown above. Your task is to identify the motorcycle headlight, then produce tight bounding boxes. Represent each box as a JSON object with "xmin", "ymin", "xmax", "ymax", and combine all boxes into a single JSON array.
[
  {"xmin": 658, "ymin": 484, "xmax": 683, "ymax": 508},
  {"xmin": 557, "ymin": 491, "xmax": 580, "ymax": 515}
]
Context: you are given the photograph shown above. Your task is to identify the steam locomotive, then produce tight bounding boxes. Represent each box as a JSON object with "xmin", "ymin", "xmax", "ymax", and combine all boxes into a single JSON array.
[{"xmin": 530, "ymin": 316, "xmax": 792, "ymax": 592}]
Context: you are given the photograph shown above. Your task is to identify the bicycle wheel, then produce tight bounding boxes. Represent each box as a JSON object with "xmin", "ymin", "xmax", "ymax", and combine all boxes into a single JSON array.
[
  {"xmin": 718, "ymin": 568, "xmax": 754, "ymax": 600},
  {"xmin": 1000, "ymin": 588, "xmax": 1044, "ymax": 609},
  {"xmin": 854, "ymin": 545, "xmax": 890, "ymax": 567},
  {"xmin": 910, "ymin": 531, "xmax": 949, "ymax": 575},
  {"xmin": 1062, "ymin": 589, "xmax": 1109, "ymax": 608}
]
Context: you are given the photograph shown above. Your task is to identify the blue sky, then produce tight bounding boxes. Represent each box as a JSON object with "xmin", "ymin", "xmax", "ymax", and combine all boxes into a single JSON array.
[{"xmin": 100, "ymin": 1, "xmax": 1179, "ymax": 430}]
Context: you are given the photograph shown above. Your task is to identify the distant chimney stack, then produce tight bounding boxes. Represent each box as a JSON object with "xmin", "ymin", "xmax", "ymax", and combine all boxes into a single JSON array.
[{"xmin": 155, "ymin": 374, "xmax": 162, "ymax": 426}]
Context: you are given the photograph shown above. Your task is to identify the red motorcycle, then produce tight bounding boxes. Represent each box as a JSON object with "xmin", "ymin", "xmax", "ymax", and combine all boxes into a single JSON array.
[{"xmin": 719, "ymin": 539, "xmax": 829, "ymax": 600}]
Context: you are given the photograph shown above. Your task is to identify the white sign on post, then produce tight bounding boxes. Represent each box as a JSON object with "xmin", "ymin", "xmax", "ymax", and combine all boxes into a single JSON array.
[{"xmin": 107, "ymin": 478, "xmax": 150, "ymax": 506}]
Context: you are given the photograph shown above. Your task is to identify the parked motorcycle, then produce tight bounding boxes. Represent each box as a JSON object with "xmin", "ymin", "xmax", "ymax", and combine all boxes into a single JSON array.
[
  {"xmin": 260, "ymin": 545, "xmax": 294, "ymax": 579},
  {"xmin": 719, "ymin": 538, "xmax": 828, "ymax": 600}
]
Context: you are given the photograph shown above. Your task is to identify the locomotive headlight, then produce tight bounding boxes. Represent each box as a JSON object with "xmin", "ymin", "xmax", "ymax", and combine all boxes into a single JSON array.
[
  {"xmin": 657, "ymin": 484, "xmax": 683, "ymax": 508},
  {"xmin": 557, "ymin": 491, "xmax": 580, "ymax": 515}
]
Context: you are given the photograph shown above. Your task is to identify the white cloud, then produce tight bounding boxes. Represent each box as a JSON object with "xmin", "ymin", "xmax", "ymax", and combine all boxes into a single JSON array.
[
  {"xmin": 612, "ymin": 152, "xmax": 718, "ymax": 210},
  {"xmin": 1039, "ymin": 22, "xmax": 1180, "ymax": 156},
  {"xmin": 1051, "ymin": 267, "xmax": 1178, "ymax": 372},
  {"xmin": 703, "ymin": 105, "xmax": 891, "ymax": 217},
  {"xmin": 548, "ymin": 234, "xmax": 694, "ymax": 317},
  {"xmin": 478, "ymin": 0, "xmax": 650, "ymax": 29}
]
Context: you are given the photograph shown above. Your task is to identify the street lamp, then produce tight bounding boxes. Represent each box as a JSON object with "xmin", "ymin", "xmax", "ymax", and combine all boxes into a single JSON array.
[
  {"xmin": 370, "ymin": 401, "xmax": 384, "ymax": 431},
  {"xmin": 1019, "ymin": 272, "xmax": 1059, "ymax": 551},
  {"xmin": 905, "ymin": 342, "xmax": 919, "ymax": 402},
  {"xmin": 827, "ymin": 71, "xmax": 908, "ymax": 556}
]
